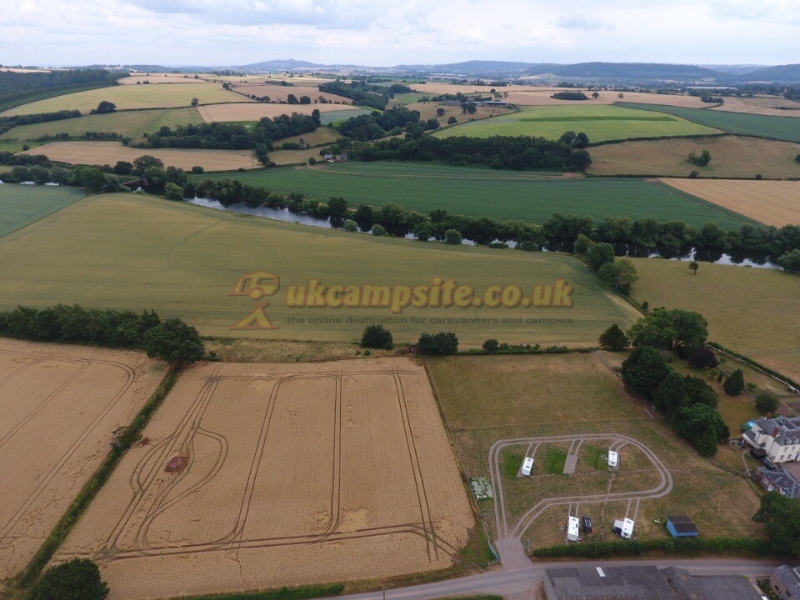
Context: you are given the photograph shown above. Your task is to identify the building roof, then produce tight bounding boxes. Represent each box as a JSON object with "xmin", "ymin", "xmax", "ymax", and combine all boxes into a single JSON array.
[
  {"xmin": 667, "ymin": 516, "xmax": 699, "ymax": 535},
  {"xmin": 754, "ymin": 416, "xmax": 800, "ymax": 446},
  {"xmin": 773, "ymin": 565, "xmax": 800, "ymax": 598},
  {"xmin": 758, "ymin": 467, "xmax": 800, "ymax": 499},
  {"xmin": 662, "ymin": 567, "xmax": 762, "ymax": 600}
]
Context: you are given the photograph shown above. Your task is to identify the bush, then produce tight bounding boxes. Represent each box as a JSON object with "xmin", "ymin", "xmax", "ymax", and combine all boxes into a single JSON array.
[
  {"xmin": 143, "ymin": 318, "xmax": 204, "ymax": 365},
  {"xmin": 28, "ymin": 558, "xmax": 109, "ymax": 600},
  {"xmin": 688, "ymin": 346, "xmax": 719, "ymax": 369},
  {"xmin": 723, "ymin": 368, "xmax": 745, "ymax": 396},
  {"xmin": 756, "ymin": 390, "xmax": 780, "ymax": 415},
  {"xmin": 483, "ymin": 338, "xmax": 500, "ymax": 353},
  {"xmin": 191, "ymin": 165, "xmax": 204, "ymax": 174},
  {"xmin": 598, "ymin": 324, "xmax": 629, "ymax": 351},
  {"xmin": 371, "ymin": 224, "xmax": 386, "ymax": 236},
  {"xmin": 360, "ymin": 324, "xmax": 393, "ymax": 350},
  {"xmin": 417, "ymin": 332, "xmax": 458, "ymax": 355},
  {"xmin": 342, "ymin": 219, "xmax": 358, "ymax": 232},
  {"xmin": 796, "ymin": 153, "xmax": 800, "ymax": 163},
  {"xmin": 444, "ymin": 229, "xmax": 462, "ymax": 245},
  {"xmin": 688, "ymin": 149, "xmax": 711, "ymax": 167},
  {"xmin": 163, "ymin": 182, "xmax": 183, "ymax": 201}
]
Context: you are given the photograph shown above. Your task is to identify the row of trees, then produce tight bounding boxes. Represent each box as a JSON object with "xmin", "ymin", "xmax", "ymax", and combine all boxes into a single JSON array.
[
  {"xmin": 0, "ymin": 304, "xmax": 204, "ymax": 365},
  {"xmin": 0, "ymin": 109, "xmax": 81, "ymax": 136},
  {"xmin": 0, "ymin": 69, "xmax": 125, "ymax": 110},
  {"xmin": 318, "ymin": 80, "xmax": 389, "ymax": 110},
  {"xmin": 359, "ymin": 324, "xmax": 459, "ymax": 355},
  {"xmin": 336, "ymin": 106, "xmax": 423, "ymax": 140}
]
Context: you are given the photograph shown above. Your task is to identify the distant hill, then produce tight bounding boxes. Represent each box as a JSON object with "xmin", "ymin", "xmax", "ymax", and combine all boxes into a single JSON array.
[
  {"xmin": 734, "ymin": 64, "xmax": 800, "ymax": 82},
  {"xmin": 238, "ymin": 59, "xmax": 323, "ymax": 71},
  {"xmin": 543, "ymin": 62, "xmax": 720, "ymax": 80},
  {"xmin": 394, "ymin": 60, "xmax": 540, "ymax": 75}
]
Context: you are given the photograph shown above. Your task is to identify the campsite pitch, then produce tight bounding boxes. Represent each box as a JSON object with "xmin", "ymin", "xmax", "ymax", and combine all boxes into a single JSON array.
[
  {"xmin": 55, "ymin": 357, "xmax": 474, "ymax": 600},
  {"xmin": 0, "ymin": 339, "xmax": 164, "ymax": 581}
]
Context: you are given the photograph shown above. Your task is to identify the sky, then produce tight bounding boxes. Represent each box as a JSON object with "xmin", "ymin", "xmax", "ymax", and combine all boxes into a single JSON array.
[{"xmin": 1, "ymin": 0, "xmax": 799, "ymax": 68}]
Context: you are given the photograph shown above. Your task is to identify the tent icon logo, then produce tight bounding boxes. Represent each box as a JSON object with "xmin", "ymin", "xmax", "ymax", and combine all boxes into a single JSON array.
[{"xmin": 226, "ymin": 271, "xmax": 280, "ymax": 330}]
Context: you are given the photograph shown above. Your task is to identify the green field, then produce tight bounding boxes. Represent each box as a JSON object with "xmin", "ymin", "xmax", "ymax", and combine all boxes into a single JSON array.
[
  {"xmin": 428, "ymin": 353, "xmax": 765, "ymax": 549},
  {"xmin": 201, "ymin": 162, "xmax": 753, "ymax": 228},
  {"xmin": 319, "ymin": 108, "xmax": 372, "ymax": 125},
  {"xmin": 617, "ymin": 102, "xmax": 800, "ymax": 143},
  {"xmin": 0, "ymin": 184, "xmax": 86, "ymax": 238},
  {"xmin": 0, "ymin": 192, "xmax": 641, "ymax": 346},
  {"xmin": 434, "ymin": 105, "xmax": 721, "ymax": 142},
  {"xmin": 1, "ymin": 83, "xmax": 247, "ymax": 117},
  {"xmin": 628, "ymin": 257, "xmax": 800, "ymax": 385},
  {"xmin": 0, "ymin": 107, "xmax": 203, "ymax": 140}
]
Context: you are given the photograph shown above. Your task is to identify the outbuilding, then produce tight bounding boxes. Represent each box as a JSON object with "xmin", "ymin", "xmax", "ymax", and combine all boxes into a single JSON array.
[{"xmin": 666, "ymin": 515, "xmax": 699, "ymax": 538}]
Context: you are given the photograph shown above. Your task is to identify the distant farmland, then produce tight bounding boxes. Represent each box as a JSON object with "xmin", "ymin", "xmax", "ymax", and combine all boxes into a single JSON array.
[
  {"xmin": 0, "ymin": 107, "xmax": 203, "ymax": 140},
  {"xmin": 0, "ymin": 184, "xmax": 86, "ymax": 238},
  {"xmin": 617, "ymin": 102, "xmax": 800, "ymax": 142},
  {"xmin": 200, "ymin": 162, "xmax": 752, "ymax": 228},
  {"xmin": 1, "ymin": 83, "xmax": 246, "ymax": 116},
  {"xmin": 434, "ymin": 105, "xmax": 721, "ymax": 142}
]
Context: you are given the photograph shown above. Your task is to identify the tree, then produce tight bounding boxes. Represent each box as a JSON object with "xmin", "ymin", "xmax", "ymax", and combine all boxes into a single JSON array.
[
  {"xmin": 92, "ymin": 101, "xmax": 116, "ymax": 114},
  {"xmin": 621, "ymin": 345, "xmax": 670, "ymax": 401},
  {"xmin": 483, "ymin": 338, "xmax": 500, "ymax": 353},
  {"xmin": 447, "ymin": 116, "xmax": 457, "ymax": 125},
  {"xmin": 598, "ymin": 324, "xmax": 629, "ymax": 351},
  {"xmin": 461, "ymin": 102, "xmax": 477, "ymax": 114},
  {"xmin": 628, "ymin": 309, "xmax": 678, "ymax": 350},
  {"xmin": 371, "ymin": 224, "xmax": 386, "ymax": 236},
  {"xmin": 756, "ymin": 389, "xmax": 780, "ymax": 415},
  {"xmin": 588, "ymin": 242, "xmax": 615, "ymax": 272},
  {"xmin": 796, "ymin": 153, "xmax": 800, "ymax": 163},
  {"xmin": 191, "ymin": 97, "xmax": 199, "ymax": 107},
  {"xmin": 113, "ymin": 161, "xmax": 133, "ymax": 175},
  {"xmin": 723, "ymin": 368, "xmax": 745, "ymax": 396},
  {"xmin": 133, "ymin": 155, "xmax": 164, "ymax": 174},
  {"xmin": 287, "ymin": 93, "xmax": 299, "ymax": 104},
  {"xmin": 413, "ymin": 221, "xmax": 433, "ymax": 241},
  {"xmin": 417, "ymin": 332, "xmax": 458, "ymax": 355},
  {"xmin": 436, "ymin": 107, "xmax": 446, "ymax": 117},
  {"xmin": 28, "ymin": 558, "xmax": 109, "ymax": 600},
  {"xmin": 688, "ymin": 149, "xmax": 711, "ymax": 167},
  {"xmin": 327, "ymin": 196, "xmax": 348, "ymax": 218},
  {"xmin": 684, "ymin": 375, "xmax": 718, "ymax": 409},
  {"xmin": 689, "ymin": 260, "xmax": 699, "ymax": 275},
  {"xmin": 778, "ymin": 249, "xmax": 800, "ymax": 274},
  {"xmin": 573, "ymin": 233, "xmax": 594, "ymax": 255},
  {"xmin": 361, "ymin": 324, "xmax": 393, "ymax": 350},
  {"xmin": 592, "ymin": 92, "xmax": 600, "ymax": 99},
  {"xmin": 559, "ymin": 131, "xmax": 577, "ymax": 146},
  {"xmin": 753, "ymin": 491, "xmax": 800, "ymax": 556},
  {"xmin": 598, "ymin": 259, "xmax": 638, "ymax": 294},
  {"xmin": 343, "ymin": 219, "xmax": 358, "ymax": 232},
  {"xmin": 688, "ymin": 346, "xmax": 719, "ymax": 369},
  {"xmin": 444, "ymin": 229, "xmax": 463, "ymax": 245},
  {"xmin": 669, "ymin": 309, "xmax": 709, "ymax": 354},
  {"xmin": 143, "ymin": 318, "xmax": 204, "ymax": 365},
  {"xmin": 164, "ymin": 182, "xmax": 183, "ymax": 201},
  {"xmin": 573, "ymin": 132, "xmax": 590, "ymax": 148},
  {"xmin": 676, "ymin": 403, "xmax": 729, "ymax": 456},
  {"xmin": 73, "ymin": 166, "xmax": 106, "ymax": 193},
  {"xmin": 654, "ymin": 370, "xmax": 688, "ymax": 416}
]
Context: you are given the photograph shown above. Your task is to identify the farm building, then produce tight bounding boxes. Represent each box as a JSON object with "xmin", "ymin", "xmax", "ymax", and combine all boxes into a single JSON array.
[
  {"xmin": 771, "ymin": 565, "xmax": 800, "ymax": 600},
  {"xmin": 666, "ymin": 515, "xmax": 699, "ymax": 538},
  {"xmin": 742, "ymin": 416, "xmax": 800, "ymax": 463},
  {"xmin": 756, "ymin": 466, "xmax": 800, "ymax": 499},
  {"xmin": 543, "ymin": 565, "xmax": 762, "ymax": 600}
]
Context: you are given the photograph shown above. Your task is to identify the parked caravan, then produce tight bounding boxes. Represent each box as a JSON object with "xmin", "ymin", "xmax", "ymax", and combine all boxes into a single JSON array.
[
  {"xmin": 608, "ymin": 450, "xmax": 619, "ymax": 468},
  {"xmin": 567, "ymin": 516, "xmax": 580, "ymax": 541},
  {"xmin": 521, "ymin": 457, "xmax": 534, "ymax": 476}
]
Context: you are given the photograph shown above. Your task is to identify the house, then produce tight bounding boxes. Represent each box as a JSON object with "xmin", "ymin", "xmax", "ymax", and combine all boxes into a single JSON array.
[
  {"xmin": 756, "ymin": 467, "xmax": 800, "ymax": 499},
  {"xmin": 742, "ymin": 416, "xmax": 800, "ymax": 463},
  {"xmin": 666, "ymin": 515, "xmax": 699, "ymax": 538},
  {"xmin": 771, "ymin": 565, "xmax": 800, "ymax": 600},
  {"xmin": 543, "ymin": 565, "xmax": 762, "ymax": 600}
]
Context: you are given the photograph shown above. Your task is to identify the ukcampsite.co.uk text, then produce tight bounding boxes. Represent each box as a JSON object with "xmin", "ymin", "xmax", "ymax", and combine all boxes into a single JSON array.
[{"xmin": 284, "ymin": 277, "xmax": 574, "ymax": 314}]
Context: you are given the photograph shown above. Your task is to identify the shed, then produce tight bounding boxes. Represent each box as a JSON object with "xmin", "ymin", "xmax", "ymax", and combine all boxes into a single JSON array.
[
  {"xmin": 608, "ymin": 450, "xmax": 619, "ymax": 468},
  {"xmin": 521, "ymin": 457, "xmax": 534, "ymax": 477},
  {"xmin": 666, "ymin": 515, "xmax": 699, "ymax": 538},
  {"xmin": 567, "ymin": 516, "xmax": 580, "ymax": 542}
]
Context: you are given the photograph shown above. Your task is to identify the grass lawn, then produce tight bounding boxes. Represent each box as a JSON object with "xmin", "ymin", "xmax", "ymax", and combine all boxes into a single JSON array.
[
  {"xmin": 428, "ymin": 353, "xmax": 764, "ymax": 549},
  {"xmin": 0, "ymin": 140, "xmax": 41, "ymax": 153},
  {"xmin": 587, "ymin": 135, "xmax": 800, "ymax": 179},
  {"xmin": 628, "ymin": 258, "xmax": 800, "ymax": 386},
  {"xmin": 0, "ymin": 107, "xmax": 203, "ymax": 140},
  {"xmin": 2, "ymin": 83, "xmax": 246, "ymax": 116},
  {"xmin": 434, "ymin": 105, "xmax": 721, "ymax": 143},
  {"xmin": 199, "ymin": 162, "xmax": 752, "ymax": 228},
  {"xmin": 0, "ymin": 192, "xmax": 640, "ymax": 346},
  {"xmin": 0, "ymin": 184, "xmax": 86, "ymax": 238},
  {"xmin": 617, "ymin": 102, "xmax": 800, "ymax": 143}
]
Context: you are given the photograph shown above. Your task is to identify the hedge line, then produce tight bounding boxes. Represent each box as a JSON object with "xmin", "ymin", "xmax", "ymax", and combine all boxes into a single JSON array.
[
  {"xmin": 15, "ymin": 368, "xmax": 179, "ymax": 588},
  {"xmin": 708, "ymin": 341, "xmax": 800, "ymax": 391},
  {"xmin": 532, "ymin": 537, "xmax": 770, "ymax": 559},
  {"xmin": 169, "ymin": 583, "xmax": 345, "ymax": 600}
]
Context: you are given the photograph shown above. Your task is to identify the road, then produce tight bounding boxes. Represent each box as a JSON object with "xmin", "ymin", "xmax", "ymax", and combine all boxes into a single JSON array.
[{"xmin": 323, "ymin": 558, "xmax": 783, "ymax": 600}]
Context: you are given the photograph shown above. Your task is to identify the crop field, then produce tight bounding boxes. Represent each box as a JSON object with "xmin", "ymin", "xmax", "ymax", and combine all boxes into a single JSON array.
[
  {"xmin": 229, "ymin": 84, "xmax": 353, "ymax": 105},
  {"xmin": 428, "ymin": 353, "xmax": 764, "ymax": 550},
  {"xmin": 711, "ymin": 97, "xmax": 800, "ymax": 118},
  {"xmin": 587, "ymin": 135, "xmax": 800, "ymax": 180},
  {"xmin": 198, "ymin": 102, "xmax": 368, "ymax": 123},
  {"xmin": 26, "ymin": 141, "xmax": 257, "ymax": 171},
  {"xmin": 0, "ymin": 338, "xmax": 164, "ymax": 581},
  {"xmin": 408, "ymin": 101, "xmax": 514, "ymax": 124},
  {"xmin": 435, "ymin": 105, "xmax": 721, "ymax": 143},
  {"xmin": 0, "ymin": 107, "xmax": 203, "ymax": 141},
  {"xmin": 55, "ymin": 358, "xmax": 474, "ymax": 599},
  {"xmin": 1, "ymin": 83, "xmax": 246, "ymax": 117},
  {"xmin": 660, "ymin": 179, "xmax": 800, "ymax": 227},
  {"xmin": 202, "ymin": 163, "xmax": 752, "ymax": 228},
  {"xmin": 617, "ymin": 102, "xmax": 800, "ymax": 143},
  {"xmin": 117, "ymin": 74, "xmax": 207, "ymax": 85},
  {"xmin": 0, "ymin": 193, "xmax": 641, "ymax": 346},
  {"xmin": 0, "ymin": 183, "xmax": 86, "ymax": 238},
  {"xmin": 628, "ymin": 258, "xmax": 800, "ymax": 384}
]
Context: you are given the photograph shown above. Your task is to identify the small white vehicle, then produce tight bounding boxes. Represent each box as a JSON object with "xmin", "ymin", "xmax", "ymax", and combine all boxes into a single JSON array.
[{"xmin": 521, "ymin": 457, "xmax": 534, "ymax": 476}]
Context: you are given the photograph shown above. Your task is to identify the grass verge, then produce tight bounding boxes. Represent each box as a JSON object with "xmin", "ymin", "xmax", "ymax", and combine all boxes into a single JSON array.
[
  {"xmin": 545, "ymin": 448, "xmax": 568, "ymax": 474},
  {"xmin": 10, "ymin": 367, "xmax": 179, "ymax": 589},
  {"xmin": 166, "ymin": 583, "xmax": 344, "ymax": 600}
]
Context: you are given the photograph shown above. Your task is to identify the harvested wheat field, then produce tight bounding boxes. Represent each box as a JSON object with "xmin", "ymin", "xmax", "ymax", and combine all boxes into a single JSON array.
[
  {"xmin": 117, "ymin": 74, "xmax": 207, "ymax": 85},
  {"xmin": 712, "ymin": 97, "xmax": 800, "ymax": 118},
  {"xmin": 56, "ymin": 357, "xmax": 474, "ymax": 600},
  {"xmin": 24, "ymin": 141, "xmax": 258, "ymax": 171},
  {"xmin": 230, "ymin": 84, "xmax": 353, "ymax": 105},
  {"xmin": 198, "ymin": 102, "xmax": 364, "ymax": 123},
  {"xmin": 661, "ymin": 179, "xmax": 800, "ymax": 227},
  {"xmin": 0, "ymin": 339, "xmax": 164, "ymax": 581}
]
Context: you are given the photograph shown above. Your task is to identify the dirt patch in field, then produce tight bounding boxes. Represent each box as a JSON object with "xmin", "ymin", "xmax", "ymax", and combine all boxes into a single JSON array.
[
  {"xmin": 712, "ymin": 97, "xmax": 800, "ymax": 118},
  {"xmin": 23, "ymin": 141, "xmax": 257, "ymax": 171},
  {"xmin": 198, "ymin": 102, "xmax": 364, "ymax": 123},
  {"xmin": 660, "ymin": 178, "xmax": 800, "ymax": 227},
  {"xmin": 0, "ymin": 339, "xmax": 164, "ymax": 581},
  {"xmin": 56, "ymin": 358, "xmax": 473, "ymax": 599}
]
